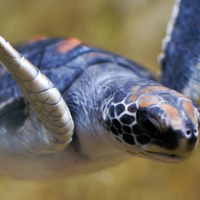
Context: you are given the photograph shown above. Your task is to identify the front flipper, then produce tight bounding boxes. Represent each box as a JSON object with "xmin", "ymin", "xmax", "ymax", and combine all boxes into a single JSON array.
[
  {"xmin": 0, "ymin": 36, "xmax": 74, "ymax": 154},
  {"xmin": 158, "ymin": 0, "xmax": 200, "ymax": 103}
]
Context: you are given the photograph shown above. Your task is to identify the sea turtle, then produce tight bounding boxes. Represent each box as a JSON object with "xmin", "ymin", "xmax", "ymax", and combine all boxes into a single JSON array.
[{"xmin": 0, "ymin": 0, "xmax": 200, "ymax": 180}]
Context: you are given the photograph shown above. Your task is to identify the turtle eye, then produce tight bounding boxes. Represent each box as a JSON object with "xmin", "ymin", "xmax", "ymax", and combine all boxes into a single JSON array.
[{"xmin": 137, "ymin": 109, "xmax": 159, "ymax": 137}]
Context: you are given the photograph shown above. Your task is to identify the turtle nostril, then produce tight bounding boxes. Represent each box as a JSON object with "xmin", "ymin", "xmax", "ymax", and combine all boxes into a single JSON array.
[
  {"xmin": 186, "ymin": 130, "xmax": 191, "ymax": 136},
  {"xmin": 185, "ymin": 128, "xmax": 198, "ymax": 147},
  {"xmin": 185, "ymin": 126, "xmax": 198, "ymax": 138}
]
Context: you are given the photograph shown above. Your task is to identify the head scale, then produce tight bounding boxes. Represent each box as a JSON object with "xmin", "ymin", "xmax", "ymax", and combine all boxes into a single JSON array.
[{"xmin": 102, "ymin": 82, "xmax": 199, "ymax": 163}]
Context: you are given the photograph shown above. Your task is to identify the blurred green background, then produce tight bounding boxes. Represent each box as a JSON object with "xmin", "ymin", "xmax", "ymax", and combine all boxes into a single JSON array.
[{"xmin": 1, "ymin": 0, "xmax": 200, "ymax": 200}]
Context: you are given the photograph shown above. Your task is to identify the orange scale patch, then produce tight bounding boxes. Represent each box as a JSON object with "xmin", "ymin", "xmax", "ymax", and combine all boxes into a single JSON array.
[
  {"xmin": 138, "ymin": 96, "xmax": 160, "ymax": 107},
  {"xmin": 172, "ymin": 90, "xmax": 190, "ymax": 99},
  {"xmin": 55, "ymin": 38, "xmax": 83, "ymax": 54},
  {"xmin": 28, "ymin": 35, "xmax": 48, "ymax": 43},
  {"xmin": 138, "ymin": 86, "xmax": 171, "ymax": 94},
  {"xmin": 182, "ymin": 100, "xmax": 197, "ymax": 124},
  {"xmin": 129, "ymin": 94, "xmax": 140, "ymax": 102},
  {"xmin": 160, "ymin": 103, "xmax": 182, "ymax": 128},
  {"xmin": 131, "ymin": 85, "xmax": 141, "ymax": 93}
]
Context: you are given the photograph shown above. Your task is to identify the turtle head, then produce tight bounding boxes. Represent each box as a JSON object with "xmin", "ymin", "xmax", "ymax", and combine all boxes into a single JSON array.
[{"xmin": 102, "ymin": 82, "xmax": 199, "ymax": 163}]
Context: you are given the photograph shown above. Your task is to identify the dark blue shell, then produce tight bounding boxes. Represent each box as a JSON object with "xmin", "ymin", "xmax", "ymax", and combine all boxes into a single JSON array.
[{"xmin": 0, "ymin": 38, "xmax": 156, "ymax": 106}]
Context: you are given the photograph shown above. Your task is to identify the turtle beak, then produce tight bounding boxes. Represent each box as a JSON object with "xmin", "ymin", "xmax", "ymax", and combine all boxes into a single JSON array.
[
  {"xmin": 126, "ymin": 126, "xmax": 199, "ymax": 164},
  {"xmin": 186, "ymin": 129, "xmax": 199, "ymax": 151},
  {"xmin": 178, "ymin": 127, "xmax": 199, "ymax": 157},
  {"xmin": 149, "ymin": 127, "xmax": 199, "ymax": 163}
]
